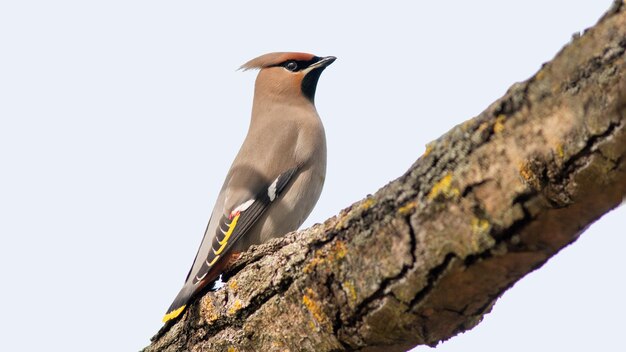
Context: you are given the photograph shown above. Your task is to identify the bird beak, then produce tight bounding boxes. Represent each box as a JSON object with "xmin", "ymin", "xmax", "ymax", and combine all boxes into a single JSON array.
[{"xmin": 306, "ymin": 56, "xmax": 337, "ymax": 71}]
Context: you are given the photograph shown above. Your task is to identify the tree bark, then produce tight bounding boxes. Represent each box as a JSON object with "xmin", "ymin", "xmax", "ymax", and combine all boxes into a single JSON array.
[{"xmin": 145, "ymin": 2, "xmax": 626, "ymax": 351}]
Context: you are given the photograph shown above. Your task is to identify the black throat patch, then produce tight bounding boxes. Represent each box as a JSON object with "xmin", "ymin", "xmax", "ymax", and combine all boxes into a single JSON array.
[{"xmin": 301, "ymin": 66, "xmax": 326, "ymax": 103}]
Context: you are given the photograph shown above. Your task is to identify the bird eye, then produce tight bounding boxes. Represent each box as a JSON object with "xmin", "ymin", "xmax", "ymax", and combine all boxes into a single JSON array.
[{"xmin": 284, "ymin": 61, "xmax": 298, "ymax": 71}]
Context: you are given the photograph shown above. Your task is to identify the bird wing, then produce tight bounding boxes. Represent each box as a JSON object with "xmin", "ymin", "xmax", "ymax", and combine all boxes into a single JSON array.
[
  {"xmin": 190, "ymin": 167, "xmax": 298, "ymax": 285},
  {"xmin": 163, "ymin": 167, "xmax": 298, "ymax": 323}
]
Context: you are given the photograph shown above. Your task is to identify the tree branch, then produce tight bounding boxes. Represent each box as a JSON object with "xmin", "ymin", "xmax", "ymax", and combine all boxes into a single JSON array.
[{"xmin": 145, "ymin": 2, "xmax": 626, "ymax": 351}]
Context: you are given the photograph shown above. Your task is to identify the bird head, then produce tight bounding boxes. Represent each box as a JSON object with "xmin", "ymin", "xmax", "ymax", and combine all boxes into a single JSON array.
[{"xmin": 241, "ymin": 52, "xmax": 336, "ymax": 104}]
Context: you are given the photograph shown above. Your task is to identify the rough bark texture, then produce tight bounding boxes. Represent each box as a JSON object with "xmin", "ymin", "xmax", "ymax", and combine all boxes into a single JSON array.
[{"xmin": 145, "ymin": 2, "xmax": 626, "ymax": 351}]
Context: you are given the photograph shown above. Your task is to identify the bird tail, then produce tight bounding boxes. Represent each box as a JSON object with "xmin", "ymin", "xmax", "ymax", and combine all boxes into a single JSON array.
[
  {"xmin": 163, "ymin": 251, "xmax": 236, "ymax": 323},
  {"xmin": 163, "ymin": 284, "xmax": 195, "ymax": 323},
  {"xmin": 163, "ymin": 277, "xmax": 219, "ymax": 323}
]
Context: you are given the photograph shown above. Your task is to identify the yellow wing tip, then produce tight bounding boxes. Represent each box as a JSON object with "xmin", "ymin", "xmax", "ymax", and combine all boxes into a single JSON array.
[{"xmin": 162, "ymin": 305, "xmax": 186, "ymax": 323}]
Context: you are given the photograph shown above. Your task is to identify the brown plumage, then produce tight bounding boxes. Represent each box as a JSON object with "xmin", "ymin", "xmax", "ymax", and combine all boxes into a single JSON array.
[{"xmin": 163, "ymin": 52, "xmax": 335, "ymax": 323}]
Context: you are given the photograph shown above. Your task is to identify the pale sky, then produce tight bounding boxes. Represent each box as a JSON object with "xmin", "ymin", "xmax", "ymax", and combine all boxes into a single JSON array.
[{"xmin": 0, "ymin": 1, "xmax": 623, "ymax": 351}]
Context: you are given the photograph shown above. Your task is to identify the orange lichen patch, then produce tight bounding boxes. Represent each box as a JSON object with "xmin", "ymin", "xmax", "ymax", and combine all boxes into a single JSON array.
[
  {"xmin": 519, "ymin": 162, "xmax": 533, "ymax": 181},
  {"xmin": 428, "ymin": 173, "xmax": 460, "ymax": 200},
  {"xmin": 333, "ymin": 217, "xmax": 347, "ymax": 231},
  {"xmin": 227, "ymin": 347, "xmax": 238, "ymax": 352},
  {"xmin": 477, "ymin": 121, "xmax": 490, "ymax": 134},
  {"xmin": 303, "ymin": 251, "xmax": 325, "ymax": 274},
  {"xmin": 302, "ymin": 288, "xmax": 330, "ymax": 331},
  {"xmin": 333, "ymin": 240, "xmax": 347, "ymax": 259},
  {"xmin": 360, "ymin": 197, "xmax": 376, "ymax": 211},
  {"xmin": 423, "ymin": 144, "xmax": 434, "ymax": 157},
  {"xmin": 228, "ymin": 279, "xmax": 238, "ymax": 293},
  {"xmin": 493, "ymin": 115, "xmax": 506, "ymax": 134},
  {"xmin": 342, "ymin": 281, "xmax": 357, "ymax": 308},
  {"xmin": 227, "ymin": 299, "xmax": 243, "ymax": 316},
  {"xmin": 333, "ymin": 197, "xmax": 376, "ymax": 231},
  {"xmin": 303, "ymin": 240, "xmax": 348, "ymax": 274},
  {"xmin": 471, "ymin": 217, "xmax": 491, "ymax": 237},
  {"xmin": 518, "ymin": 161, "xmax": 542, "ymax": 190},
  {"xmin": 201, "ymin": 297, "xmax": 219, "ymax": 323},
  {"xmin": 556, "ymin": 143, "xmax": 565, "ymax": 159},
  {"xmin": 398, "ymin": 201, "xmax": 417, "ymax": 215}
]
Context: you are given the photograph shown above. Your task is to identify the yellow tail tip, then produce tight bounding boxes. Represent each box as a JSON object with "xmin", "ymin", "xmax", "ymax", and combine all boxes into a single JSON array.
[{"xmin": 162, "ymin": 305, "xmax": 186, "ymax": 323}]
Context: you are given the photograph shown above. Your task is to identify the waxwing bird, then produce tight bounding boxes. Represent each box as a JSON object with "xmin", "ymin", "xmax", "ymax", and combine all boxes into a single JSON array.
[{"xmin": 163, "ymin": 52, "xmax": 335, "ymax": 323}]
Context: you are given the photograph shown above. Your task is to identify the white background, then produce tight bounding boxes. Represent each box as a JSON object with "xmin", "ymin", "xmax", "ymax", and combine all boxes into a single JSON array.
[{"xmin": 0, "ymin": 1, "xmax": 624, "ymax": 351}]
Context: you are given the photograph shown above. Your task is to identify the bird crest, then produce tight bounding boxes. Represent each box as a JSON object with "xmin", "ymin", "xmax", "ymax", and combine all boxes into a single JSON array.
[{"xmin": 239, "ymin": 52, "xmax": 315, "ymax": 71}]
